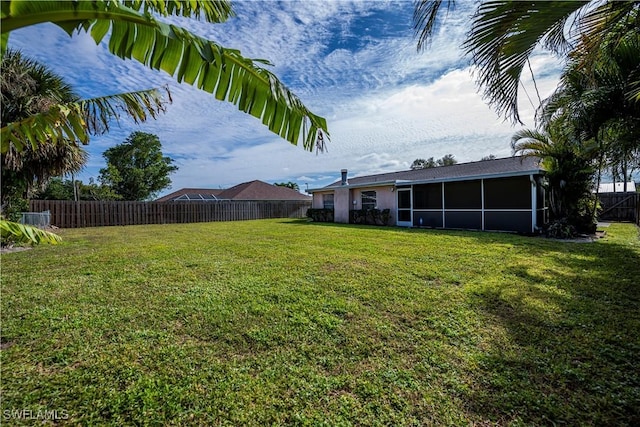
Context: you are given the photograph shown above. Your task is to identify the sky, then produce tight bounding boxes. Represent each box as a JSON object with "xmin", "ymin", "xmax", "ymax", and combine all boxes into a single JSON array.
[{"xmin": 7, "ymin": 0, "xmax": 565, "ymax": 196}]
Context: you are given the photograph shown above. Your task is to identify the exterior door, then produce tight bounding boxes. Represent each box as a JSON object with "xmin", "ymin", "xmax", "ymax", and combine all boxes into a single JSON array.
[{"xmin": 397, "ymin": 188, "xmax": 412, "ymax": 227}]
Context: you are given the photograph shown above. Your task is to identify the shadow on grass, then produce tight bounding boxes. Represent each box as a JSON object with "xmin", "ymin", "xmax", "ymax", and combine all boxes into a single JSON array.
[{"xmin": 463, "ymin": 238, "xmax": 640, "ymax": 425}]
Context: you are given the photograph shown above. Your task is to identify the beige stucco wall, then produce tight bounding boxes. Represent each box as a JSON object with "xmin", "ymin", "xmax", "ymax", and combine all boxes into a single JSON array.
[
  {"xmin": 312, "ymin": 185, "xmax": 398, "ymax": 225},
  {"xmin": 334, "ymin": 187, "xmax": 351, "ymax": 223},
  {"xmin": 351, "ymin": 186, "xmax": 397, "ymax": 224},
  {"xmin": 312, "ymin": 191, "xmax": 332, "ymax": 209}
]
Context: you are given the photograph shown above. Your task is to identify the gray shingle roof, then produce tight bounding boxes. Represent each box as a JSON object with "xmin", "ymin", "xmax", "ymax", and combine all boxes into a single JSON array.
[
  {"xmin": 156, "ymin": 188, "xmax": 224, "ymax": 202},
  {"xmin": 217, "ymin": 180, "xmax": 311, "ymax": 201},
  {"xmin": 319, "ymin": 156, "xmax": 544, "ymax": 189},
  {"xmin": 157, "ymin": 181, "xmax": 311, "ymax": 201}
]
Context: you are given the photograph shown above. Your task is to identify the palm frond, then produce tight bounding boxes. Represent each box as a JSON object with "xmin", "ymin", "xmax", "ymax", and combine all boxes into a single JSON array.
[
  {"xmin": 81, "ymin": 87, "xmax": 169, "ymax": 135},
  {"xmin": 414, "ymin": 0, "xmax": 455, "ymax": 52},
  {"xmin": 1, "ymin": 87, "xmax": 168, "ymax": 153},
  {"xmin": 465, "ymin": 1, "xmax": 587, "ymax": 124},
  {"xmin": 1, "ymin": 0, "xmax": 330, "ymax": 151},
  {"xmin": 123, "ymin": 0, "xmax": 234, "ymax": 23},
  {"xmin": 0, "ymin": 219, "xmax": 61, "ymax": 245},
  {"xmin": 511, "ymin": 129, "xmax": 552, "ymax": 155},
  {"xmin": 575, "ymin": 0, "xmax": 640, "ymax": 66}
]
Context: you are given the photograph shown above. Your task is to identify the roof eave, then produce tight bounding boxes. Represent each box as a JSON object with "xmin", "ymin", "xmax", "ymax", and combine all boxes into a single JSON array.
[
  {"xmin": 396, "ymin": 169, "xmax": 545, "ymax": 186},
  {"xmin": 307, "ymin": 181, "xmax": 397, "ymax": 192},
  {"xmin": 308, "ymin": 170, "xmax": 545, "ymax": 192}
]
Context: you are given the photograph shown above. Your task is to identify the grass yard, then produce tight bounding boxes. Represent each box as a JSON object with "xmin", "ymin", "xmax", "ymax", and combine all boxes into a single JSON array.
[{"xmin": 1, "ymin": 219, "xmax": 639, "ymax": 426}]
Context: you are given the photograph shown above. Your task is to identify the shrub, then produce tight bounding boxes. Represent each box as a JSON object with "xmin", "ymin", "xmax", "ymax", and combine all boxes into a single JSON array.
[
  {"xmin": 350, "ymin": 209, "xmax": 391, "ymax": 225},
  {"xmin": 306, "ymin": 208, "xmax": 334, "ymax": 222},
  {"xmin": 545, "ymin": 219, "xmax": 577, "ymax": 239}
]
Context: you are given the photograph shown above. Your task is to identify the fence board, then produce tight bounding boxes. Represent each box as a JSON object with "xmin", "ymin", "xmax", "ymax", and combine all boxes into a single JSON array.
[
  {"xmin": 29, "ymin": 200, "xmax": 311, "ymax": 228},
  {"xmin": 598, "ymin": 193, "xmax": 639, "ymax": 224}
]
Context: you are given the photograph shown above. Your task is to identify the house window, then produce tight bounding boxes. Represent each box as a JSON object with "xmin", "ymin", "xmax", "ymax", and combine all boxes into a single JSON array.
[
  {"xmin": 361, "ymin": 191, "xmax": 377, "ymax": 210},
  {"xmin": 323, "ymin": 194, "xmax": 334, "ymax": 209}
]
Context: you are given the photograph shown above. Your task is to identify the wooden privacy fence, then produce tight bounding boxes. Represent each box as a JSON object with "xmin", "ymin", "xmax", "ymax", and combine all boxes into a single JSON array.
[
  {"xmin": 598, "ymin": 193, "xmax": 640, "ymax": 224},
  {"xmin": 29, "ymin": 200, "xmax": 311, "ymax": 228}
]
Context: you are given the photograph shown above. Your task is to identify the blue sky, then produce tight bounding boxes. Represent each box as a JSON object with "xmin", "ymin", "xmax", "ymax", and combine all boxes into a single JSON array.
[{"xmin": 8, "ymin": 1, "xmax": 563, "ymax": 195}]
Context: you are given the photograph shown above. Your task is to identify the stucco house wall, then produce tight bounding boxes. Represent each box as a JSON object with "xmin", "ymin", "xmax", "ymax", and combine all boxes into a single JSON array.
[
  {"xmin": 351, "ymin": 186, "xmax": 397, "ymax": 224},
  {"xmin": 312, "ymin": 191, "xmax": 332, "ymax": 209},
  {"xmin": 333, "ymin": 187, "xmax": 351, "ymax": 223}
]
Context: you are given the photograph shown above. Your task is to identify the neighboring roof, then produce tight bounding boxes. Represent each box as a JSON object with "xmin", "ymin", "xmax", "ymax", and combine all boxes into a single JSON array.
[
  {"xmin": 218, "ymin": 180, "xmax": 311, "ymax": 201},
  {"xmin": 156, "ymin": 188, "xmax": 224, "ymax": 202},
  {"xmin": 157, "ymin": 181, "xmax": 311, "ymax": 202},
  {"xmin": 310, "ymin": 156, "xmax": 544, "ymax": 192},
  {"xmin": 597, "ymin": 181, "xmax": 637, "ymax": 193}
]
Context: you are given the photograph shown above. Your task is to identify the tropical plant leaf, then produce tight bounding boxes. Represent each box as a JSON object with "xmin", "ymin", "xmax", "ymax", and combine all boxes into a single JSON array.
[
  {"xmin": 123, "ymin": 0, "xmax": 234, "ymax": 24},
  {"xmin": 465, "ymin": 1, "xmax": 587, "ymax": 124},
  {"xmin": 414, "ymin": 1, "xmax": 639, "ymax": 124},
  {"xmin": 1, "ymin": 87, "xmax": 168, "ymax": 153},
  {"xmin": 414, "ymin": 0, "xmax": 455, "ymax": 52},
  {"xmin": 0, "ymin": 219, "xmax": 61, "ymax": 245},
  {"xmin": 1, "ymin": 0, "xmax": 330, "ymax": 152}
]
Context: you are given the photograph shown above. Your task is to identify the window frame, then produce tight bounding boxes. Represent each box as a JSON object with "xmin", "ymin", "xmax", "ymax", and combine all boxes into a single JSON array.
[
  {"xmin": 361, "ymin": 190, "xmax": 377, "ymax": 210},
  {"xmin": 322, "ymin": 193, "xmax": 334, "ymax": 209}
]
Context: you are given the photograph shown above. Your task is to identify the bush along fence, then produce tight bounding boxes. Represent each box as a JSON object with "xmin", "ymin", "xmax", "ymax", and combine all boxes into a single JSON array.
[
  {"xmin": 29, "ymin": 200, "xmax": 311, "ymax": 228},
  {"xmin": 598, "ymin": 193, "xmax": 640, "ymax": 225}
]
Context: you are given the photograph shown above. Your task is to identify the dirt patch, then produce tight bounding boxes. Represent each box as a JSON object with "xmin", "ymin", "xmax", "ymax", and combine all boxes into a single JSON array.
[
  {"xmin": 1, "ymin": 246, "xmax": 33, "ymax": 254},
  {"xmin": 547, "ymin": 230, "xmax": 607, "ymax": 243}
]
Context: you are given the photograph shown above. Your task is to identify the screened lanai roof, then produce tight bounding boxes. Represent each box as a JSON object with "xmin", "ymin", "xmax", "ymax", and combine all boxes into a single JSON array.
[
  {"xmin": 155, "ymin": 188, "xmax": 225, "ymax": 202},
  {"xmin": 174, "ymin": 193, "xmax": 221, "ymax": 201}
]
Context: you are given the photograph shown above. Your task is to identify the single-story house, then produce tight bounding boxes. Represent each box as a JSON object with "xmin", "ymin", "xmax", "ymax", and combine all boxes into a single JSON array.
[
  {"xmin": 308, "ymin": 156, "xmax": 548, "ymax": 233},
  {"xmin": 156, "ymin": 180, "xmax": 311, "ymax": 202}
]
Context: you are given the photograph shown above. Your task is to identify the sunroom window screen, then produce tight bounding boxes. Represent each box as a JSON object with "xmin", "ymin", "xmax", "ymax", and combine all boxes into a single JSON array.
[{"xmin": 361, "ymin": 191, "xmax": 376, "ymax": 210}]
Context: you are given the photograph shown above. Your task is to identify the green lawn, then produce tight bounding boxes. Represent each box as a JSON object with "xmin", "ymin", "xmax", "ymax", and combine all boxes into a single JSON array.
[{"xmin": 1, "ymin": 219, "xmax": 639, "ymax": 426}]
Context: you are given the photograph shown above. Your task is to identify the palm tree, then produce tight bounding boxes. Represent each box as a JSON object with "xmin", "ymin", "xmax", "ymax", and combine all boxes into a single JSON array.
[
  {"xmin": 538, "ymin": 21, "xmax": 640, "ymax": 217},
  {"xmin": 511, "ymin": 126, "xmax": 596, "ymax": 233},
  {"xmin": 414, "ymin": 0, "xmax": 640, "ymax": 123},
  {"xmin": 0, "ymin": 49, "xmax": 95, "ymax": 245},
  {"xmin": 0, "ymin": 48, "xmax": 165, "ymax": 244},
  {"xmin": 1, "ymin": 50, "xmax": 89, "ymax": 204},
  {"xmin": 1, "ymin": 0, "xmax": 329, "ymax": 153}
]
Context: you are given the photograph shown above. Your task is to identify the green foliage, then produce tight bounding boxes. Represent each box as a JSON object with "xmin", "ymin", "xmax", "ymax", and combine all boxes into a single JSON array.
[
  {"xmin": 1, "ymin": 49, "xmax": 88, "ymax": 204},
  {"xmin": 99, "ymin": 132, "xmax": 177, "ymax": 201},
  {"xmin": 0, "ymin": 47, "xmax": 168, "ymax": 155},
  {"xmin": 437, "ymin": 154, "xmax": 457, "ymax": 166},
  {"xmin": 512, "ymin": 128, "xmax": 597, "ymax": 235},
  {"xmin": 545, "ymin": 219, "xmax": 577, "ymax": 239},
  {"xmin": 0, "ymin": 194, "xmax": 28, "ymax": 222},
  {"xmin": 1, "ymin": 219, "xmax": 639, "ymax": 424},
  {"xmin": 36, "ymin": 177, "xmax": 122, "ymax": 201},
  {"xmin": 414, "ymin": 1, "xmax": 640, "ymax": 123},
  {"xmin": 522, "ymin": 17, "xmax": 640, "ymax": 233},
  {"xmin": 0, "ymin": 218, "xmax": 60, "ymax": 246},
  {"xmin": 411, "ymin": 157, "xmax": 435, "ymax": 169},
  {"xmin": 274, "ymin": 181, "xmax": 299, "ymax": 191},
  {"xmin": 0, "ymin": 0, "xmax": 329, "ymax": 151},
  {"xmin": 411, "ymin": 154, "xmax": 457, "ymax": 170},
  {"xmin": 306, "ymin": 208, "xmax": 334, "ymax": 222}
]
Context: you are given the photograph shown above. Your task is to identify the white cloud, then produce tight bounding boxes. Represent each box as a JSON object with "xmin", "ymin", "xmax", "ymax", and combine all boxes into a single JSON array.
[{"xmin": 6, "ymin": 1, "xmax": 563, "ymax": 195}]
